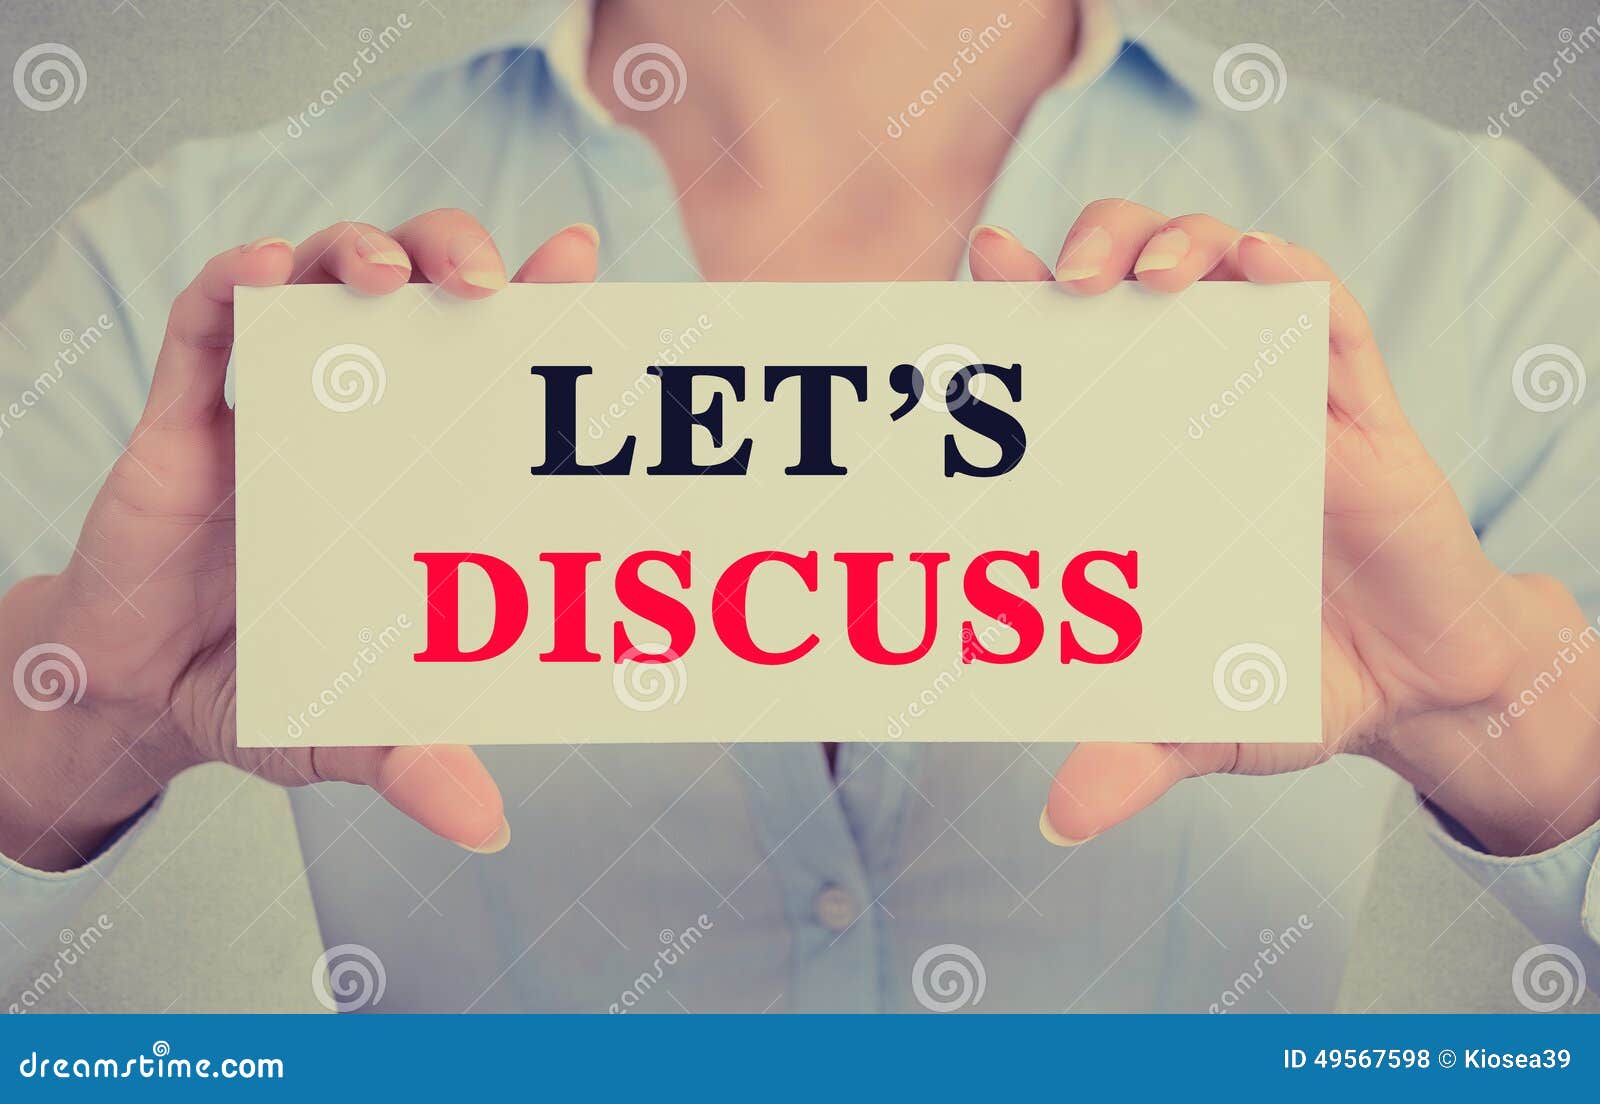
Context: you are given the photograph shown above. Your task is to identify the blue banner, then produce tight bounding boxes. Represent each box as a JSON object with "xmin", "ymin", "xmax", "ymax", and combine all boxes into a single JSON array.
[{"xmin": 2, "ymin": 1013, "xmax": 1591, "ymax": 1098}]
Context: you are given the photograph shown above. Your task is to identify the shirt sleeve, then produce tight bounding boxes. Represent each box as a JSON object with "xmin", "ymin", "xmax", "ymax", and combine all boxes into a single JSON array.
[
  {"xmin": 1418, "ymin": 134, "xmax": 1600, "ymax": 995},
  {"xmin": 0, "ymin": 151, "xmax": 199, "ymax": 989},
  {"xmin": 0, "ymin": 799, "xmax": 159, "ymax": 993},
  {"xmin": 1422, "ymin": 796, "xmax": 1600, "ymax": 1000}
]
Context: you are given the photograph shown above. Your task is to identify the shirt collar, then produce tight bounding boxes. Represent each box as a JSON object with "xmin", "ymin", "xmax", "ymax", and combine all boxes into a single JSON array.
[{"xmin": 471, "ymin": 0, "xmax": 1212, "ymax": 114}]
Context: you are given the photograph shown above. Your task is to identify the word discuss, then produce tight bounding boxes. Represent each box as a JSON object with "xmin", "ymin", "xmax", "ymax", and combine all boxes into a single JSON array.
[{"xmin": 413, "ymin": 549, "xmax": 1141, "ymax": 667}]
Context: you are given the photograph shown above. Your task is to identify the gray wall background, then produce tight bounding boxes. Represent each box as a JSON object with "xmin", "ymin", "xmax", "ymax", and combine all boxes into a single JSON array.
[{"xmin": 3, "ymin": 0, "xmax": 1599, "ymax": 1013}]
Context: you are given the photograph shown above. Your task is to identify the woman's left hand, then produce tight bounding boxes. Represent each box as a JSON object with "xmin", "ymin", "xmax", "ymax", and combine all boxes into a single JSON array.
[{"xmin": 970, "ymin": 201, "xmax": 1600, "ymax": 856}]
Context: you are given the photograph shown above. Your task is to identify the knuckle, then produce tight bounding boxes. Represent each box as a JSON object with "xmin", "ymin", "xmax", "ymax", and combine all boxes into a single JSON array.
[
  {"xmin": 1080, "ymin": 197, "xmax": 1128, "ymax": 220},
  {"xmin": 326, "ymin": 220, "xmax": 388, "ymax": 250},
  {"xmin": 1173, "ymin": 213, "xmax": 1229, "ymax": 239},
  {"xmin": 421, "ymin": 206, "xmax": 478, "ymax": 230},
  {"xmin": 164, "ymin": 303, "xmax": 230, "ymax": 351},
  {"xmin": 1084, "ymin": 197, "xmax": 1160, "ymax": 224}
]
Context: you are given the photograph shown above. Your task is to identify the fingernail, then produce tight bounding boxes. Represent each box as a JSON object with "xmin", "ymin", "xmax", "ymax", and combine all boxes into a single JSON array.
[
  {"xmin": 561, "ymin": 222, "xmax": 601, "ymax": 248},
  {"xmin": 1134, "ymin": 227, "xmax": 1191, "ymax": 274},
  {"xmin": 447, "ymin": 235, "xmax": 507, "ymax": 290},
  {"xmin": 1242, "ymin": 230, "xmax": 1283, "ymax": 247},
  {"xmin": 1054, "ymin": 226, "xmax": 1111, "ymax": 281},
  {"xmin": 1039, "ymin": 807, "xmax": 1092, "ymax": 848},
  {"xmin": 355, "ymin": 235, "xmax": 411, "ymax": 270},
  {"xmin": 969, "ymin": 223, "xmax": 1019, "ymax": 249},
  {"xmin": 461, "ymin": 817, "xmax": 511, "ymax": 855},
  {"xmin": 241, "ymin": 236, "xmax": 292, "ymax": 253}
]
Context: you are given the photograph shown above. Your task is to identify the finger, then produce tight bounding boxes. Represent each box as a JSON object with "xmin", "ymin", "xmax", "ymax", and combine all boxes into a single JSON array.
[
  {"xmin": 1053, "ymin": 199, "xmax": 1169, "ymax": 293},
  {"xmin": 1235, "ymin": 233, "xmax": 1403, "ymax": 428},
  {"xmin": 968, "ymin": 224, "xmax": 1052, "ymax": 281},
  {"xmin": 313, "ymin": 744, "xmax": 509, "ymax": 854},
  {"xmin": 512, "ymin": 222, "xmax": 601, "ymax": 283},
  {"xmin": 1041, "ymin": 742, "xmax": 1236, "ymax": 844},
  {"xmin": 390, "ymin": 207, "xmax": 507, "ymax": 298},
  {"xmin": 289, "ymin": 221, "xmax": 412, "ymax": 293},
  {"xmin": 142, "ymin": 236, "xmax": 295, "ymax": 430},
  {"xmin": 1130, "ymin": 213, "xmax": 1249, "ymax": 291}
]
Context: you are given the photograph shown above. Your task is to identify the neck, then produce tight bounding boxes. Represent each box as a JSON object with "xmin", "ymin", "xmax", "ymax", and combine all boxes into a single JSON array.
[{"xmin": 589, "ymin": 0, "xmax": 1079, "ymax": 177}]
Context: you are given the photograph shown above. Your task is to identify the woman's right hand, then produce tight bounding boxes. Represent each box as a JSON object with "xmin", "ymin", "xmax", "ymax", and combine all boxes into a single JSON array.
[{"xmin": 0, "ymin": 210, "xmax": 600, "ymax": 870}]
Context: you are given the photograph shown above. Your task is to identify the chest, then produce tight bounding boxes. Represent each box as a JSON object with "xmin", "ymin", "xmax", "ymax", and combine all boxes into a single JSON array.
[{"xmin": 666, "ymin": 144, "xmax": 1004, "ymax": 282}]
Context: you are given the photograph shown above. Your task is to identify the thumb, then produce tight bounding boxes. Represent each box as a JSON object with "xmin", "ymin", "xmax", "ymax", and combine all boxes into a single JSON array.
[
  {"xmin": 1041, "ymin": 742, "xmax": 1237, "ymax": 845},
  {"xmin": 313, "ymin": 745, "xmax": 509, "ymax": 854}
]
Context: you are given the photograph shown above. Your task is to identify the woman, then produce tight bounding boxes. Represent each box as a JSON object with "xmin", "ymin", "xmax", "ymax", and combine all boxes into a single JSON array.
[{"xmin": 1, "ymin": 0, "xmax": 1597, "ymax": 1011}]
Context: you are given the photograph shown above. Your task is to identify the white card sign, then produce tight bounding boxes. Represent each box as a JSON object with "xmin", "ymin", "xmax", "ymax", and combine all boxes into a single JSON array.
[{"xmin": 233, "ymin": 281, "xmax": 1327, "ymax": 747}]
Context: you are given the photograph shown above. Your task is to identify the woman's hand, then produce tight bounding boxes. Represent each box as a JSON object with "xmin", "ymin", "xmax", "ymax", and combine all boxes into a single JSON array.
[
  {"xmin": 0, "ymin": 210, "xmax": 600, "ymax": 870},
  {"xmin": 970, "ymin": 202, "xmax": 1600, "ymax": 856}
]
